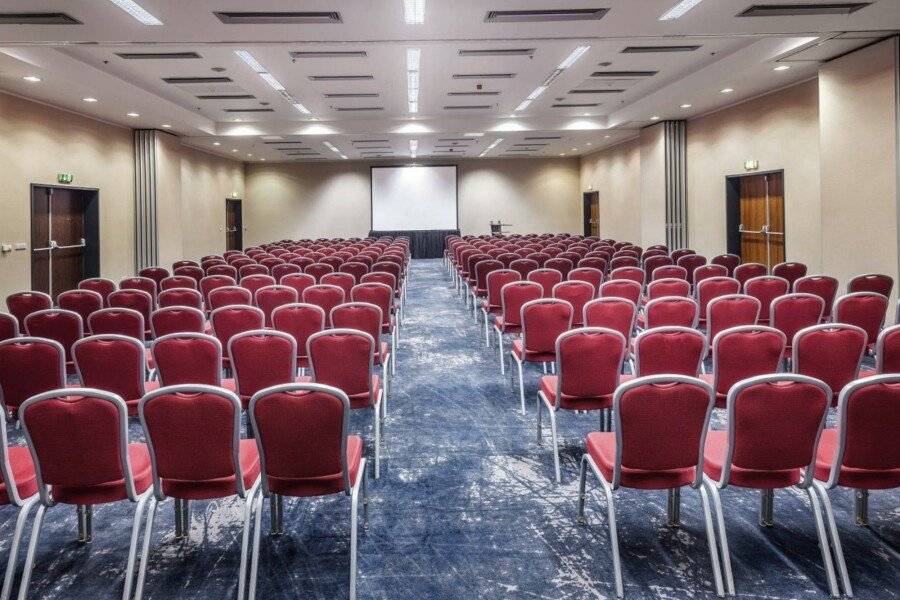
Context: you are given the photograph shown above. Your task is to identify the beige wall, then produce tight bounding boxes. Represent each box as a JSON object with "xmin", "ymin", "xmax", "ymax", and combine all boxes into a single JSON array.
[
  {"xmin": 639, "ymin": 124, "xmax": 667, "ymax": 247},
  {"xmin": 0, "ymin": 92, "xmax": 135, "ymax": 301},
  {"xmin": 579, "ymin": 137, "xmax": 642, "ymax": 242},
  {"xmin": 244, "ymin": 157, "xmax": 581, "ymax": 243}
]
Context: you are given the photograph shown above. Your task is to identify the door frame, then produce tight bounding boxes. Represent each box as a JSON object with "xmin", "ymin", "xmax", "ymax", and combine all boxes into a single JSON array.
[
  {"xmin": 583, "ymin": 191, "xmax": 599, "ymax": 237},
  {"xmin": 724, "ymin": 170, "xmax": 785, "ymax": 259},
  {"xmin": 29, "ymin": 183, "xmax": 100, "ymax": 295},
  {"xmin": 225, "ymin": 198, "xmax": 243, "ymax": 251}
]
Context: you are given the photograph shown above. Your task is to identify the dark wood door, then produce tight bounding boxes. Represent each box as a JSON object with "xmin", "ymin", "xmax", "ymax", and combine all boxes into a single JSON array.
[
  {"xmin": 590, "ymin": 198, "xmax": 599, "ymax": 237},
  {"xmin": 226, "ymin": 199, "xmax": 242, "ymax": 251},
  {"xmin": 739, "ymin": 173, "xmax": 784, "ymax": 269},
  {"xmin": 583, "ymin": 191, "xmax": 599, "ymax": 237},
  {"xmin": 31, "ymin": 186, "xmax": 91, "ymax": 299}
]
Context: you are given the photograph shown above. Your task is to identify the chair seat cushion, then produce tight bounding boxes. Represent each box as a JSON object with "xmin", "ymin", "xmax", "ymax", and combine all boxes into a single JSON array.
[
  {"xmin": 813, "ymin": 428, "xmax": 900, "ymax": 490},
  {"xmin": 512, "ymin": 339, "xmax": 555, "ymax": 364},
  {"xmin": 53, "ymin": 443, "xmax": 153, "ymax": 505},
  {"xmin": 703, "ymin": 430, "xmax": 800, "ymax": 489},
  {"xmin": 587, "ymin": 432, "xmax": 696, "ymax": 490},
  {"xmin": 267, "ymin": 435, "xmax": 363, "ymax": 498},
  {"xmin": 697, "ymin": 374, "xmax": 726, "ymax": 408},
  {"xmin": 349, "ymin": 376, "xmax": 381, "ymax": 409},
  {"xmin": 493, "ymin": 317, "xmax": 521, "ymax": 335},
  {"xmin": 858, "ymin": 368, "xmax": 876, "ymax": 379},
  {"xmin": 373, "ymin": 342, "xmax": 390, "ymax": 366},
  {"xmin": 0, "ymin": 446, "xmax": 37, "ymax": 504},
  {"xmin": 162, "ymin": 439, "xmax": 261, "ymax": 500},
  {"xmin": 539, "ymin": 376, "xmax": 613, "ymax": 411}
]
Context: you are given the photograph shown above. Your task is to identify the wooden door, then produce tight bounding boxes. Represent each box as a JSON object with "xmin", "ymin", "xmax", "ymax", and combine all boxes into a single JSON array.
[
  {"xmin": 739, "ymin": 173, "xmax": 784, "ymax": 269},
  {"xmin": 583, "ymin": 191, "xmax": 599, "ymax": 237},
  {"xmin": 31, "ymin": 186, "xmax": 89, "ymax": 299},
  {"xmin": 590, "ymin": 198, "xmax": 599, "ymax": 237},
  {"xmin": 226, "ymin": 199, "xmax": 242, "ymax": 251}
]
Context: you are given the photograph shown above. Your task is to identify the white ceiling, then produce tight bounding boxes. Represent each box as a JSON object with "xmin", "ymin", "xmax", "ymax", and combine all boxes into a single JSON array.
[{"xmin": 0, "ymin": 0, "xmax": 897, "ymax": 162}]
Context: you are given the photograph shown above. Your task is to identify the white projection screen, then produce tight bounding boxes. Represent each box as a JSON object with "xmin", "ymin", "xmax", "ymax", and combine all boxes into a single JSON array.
[{"xmin": 371, "ymin": 166, "xmax": 458, "ymax": 230}]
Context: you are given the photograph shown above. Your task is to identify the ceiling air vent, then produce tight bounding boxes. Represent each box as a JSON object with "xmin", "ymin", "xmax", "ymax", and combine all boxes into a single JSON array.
[
  {"xmin": 163, "ymin": 76, "xmax": 233, "ymax": 84},
  {"xmin": 0, "ymin": 12, "xmax": 81, "ymax": 24},
  {"xmin": 524, "ymin": 136, "xmax": 562, "ymax": 140},
  {"xmin": 352, "ymin": 139, "xmax": 389, "ymax": 143},
  {"xmin": 116, "ymin": 52, "xmax": 201, "ymax": 59},
  {"xmin": 738, "ymin": 3, "xmax": 870, "ymax": 17},
  {"xmin": 437, "ymin": 138, "xmax": 476, "ymax": 142},
  {"xmin": 444, "ymin": 105, "xmax": 492, "ymax": 110},
  {"xmin": 590, "ymin": 71, "xmax": 658, "ymax": 78},
  {"xmin": 514, "ymin": 143, "xmax": 549, "ymax": 146},
  {"xmin": 484, "ymin": 8, "xmax": 609, "ymax": 22},
  {"xmin": 569, "ymin": 88, "xmax": 624, "ymax": 94},
  {"xmin": 458, "ymin": 48, "xmax": 536, "ymax": 57},
  {"xmin": 309, "ymin": 75, "xmax": 374, "ymax": 81},
  {"xmin": 214, "ymin": 11, "xmax": 342, "ymax": 24},
  {"xmin": 552, "ymin": 103, "xmax": 599, "ymax": 107},
  {"xmin": 290, "ymin": 50, "xmax": 367, "ymax": 58},
  {"xmin": 197, "ymin": 94, "xmax": 256, "ymax": 100},
  {"xmin": 448, "ymin": 91, "xmax": 500, "ymax": 96},
  {"xmin": 452, "ymin": 73, "xmax": 515, "ymax": 79},
  {"xmin": 224, "ymin": 108, "xmax": 274, "ymax": 112},
  {"xmin": 621, "ymin": 45, "xmax": 700, "ymax": 53},
  {"xmin": 334, "ymin": 106, "xmax": 383, "ymax": 111},
  {"xmin": 324, "ymin": 93, "xmax": 379, "ymax": 98}
]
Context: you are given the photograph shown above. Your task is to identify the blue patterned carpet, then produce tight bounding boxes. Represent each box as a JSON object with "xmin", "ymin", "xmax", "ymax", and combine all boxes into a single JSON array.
[{"xmin": 1, "ymin": 259, "xmax": 897, "ymax": 599}]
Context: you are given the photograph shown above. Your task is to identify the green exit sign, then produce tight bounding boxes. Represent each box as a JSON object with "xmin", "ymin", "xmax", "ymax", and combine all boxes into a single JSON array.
[{"xmin": 57, "ymin": 173, "xmax": 74, "ymax": 184}]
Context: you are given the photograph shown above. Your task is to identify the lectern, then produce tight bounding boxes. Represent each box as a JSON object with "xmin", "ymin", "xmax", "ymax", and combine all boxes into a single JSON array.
[{"xmin": 490, "ymin": 221, "xmax": 512, "ymax": 235}]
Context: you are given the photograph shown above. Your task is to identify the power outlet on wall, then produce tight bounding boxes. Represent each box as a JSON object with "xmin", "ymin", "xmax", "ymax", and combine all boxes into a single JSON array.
[{"xmin": 14, "ymin": 243, "xmax": 27, "ymax": 251}]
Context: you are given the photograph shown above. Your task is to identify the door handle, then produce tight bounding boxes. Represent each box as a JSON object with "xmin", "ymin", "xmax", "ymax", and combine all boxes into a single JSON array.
[
  {"xmin": 51, "ymin": 238, "xmax": 86, "ymax": 250},
  {"xmin": 738, "ymin": 224, "xmax": 765, "ymax": 235}
]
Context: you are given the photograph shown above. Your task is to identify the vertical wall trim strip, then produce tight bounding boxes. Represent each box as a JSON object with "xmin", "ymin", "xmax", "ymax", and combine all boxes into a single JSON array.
[
  {"xmin": 133, "ymin": 129, "xmax": 159, "ymax": 270},
  {"xmin": 663, "ymin": 120, "xmax": 688, "ymax": 249}
]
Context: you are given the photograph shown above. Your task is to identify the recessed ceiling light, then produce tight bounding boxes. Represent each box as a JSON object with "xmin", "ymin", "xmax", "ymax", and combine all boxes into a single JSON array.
[
  {"xmin": 234, "ymin": 117, "xmax": 243, "ymax": 122},
  {"xmin": 659, "ymin": 0, "xmax": 704, "ymax": 20},
  {"xmin": 720, "ymin": 88, "xmax": 734, "ymax": 94},
  {"xmin": 247, "ymin": 153, "xmax": 253, "ymax": 157},
  {"xmin": 260, "ymin": 158, "xmax": 266, "ymax": 161},
  {"xmin": 107, "ymin": 0, "xmax": 163, "ymax": 25},
  {"xmin": 650, "ymin": 115, "xmax": 660, "ymax": 120},
  {"xmin": 604, "ymin": 135, "xmax": 610, "ymax": 139},
  {"xmin": 560, "ymin": 153, "xmax": 566, "ymax": 156},
  {"xmin": 232, "ymin": 149, "xmax": 238, "ymax": 152},
  {"xmin": 22, "ymin": 75, "xmax": 41, "ymax": 83},
  {"xmin": 571, "ymin": 148, "xmax": 577, "ymax": 151},
  {"xmin": 161, "ymin": 124, "xmax": 171, "ymax": 128},
  {"xmin": 83, "ymin": 97, "xmax": 98, "ymax": 103},
  {"xmin": 407, "ymin": 48, "xmax": 420, "ymax": 114},
  {"xmin": 464, "ymin": 132, "xmax": 485, "ymax": 137},
  {"xmin": 213, "ymin": 142, "xmax": 221, "ymax": 146},
  {"xmin": 587, "ymin": 142, "xmax": 593, "ymax": 145},
  {"xmin": 680, "ymin": 103, "xmax": 692, "ymax": 108},
  {"xmin": 774, "ymin": 65, "xmax": 791, "ymax": 71},
  {"xmin": 127, "ymin": 112, "xmax": 139, "ymax": 117},
  {"xmin": 404, "ymin": 0, "xmax": 425, "ymax": 24}
]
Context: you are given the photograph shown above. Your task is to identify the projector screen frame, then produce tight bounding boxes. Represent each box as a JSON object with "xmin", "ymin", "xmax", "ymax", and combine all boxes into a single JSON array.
[{"xmin": 369, "ymin": 164, "xmax": 459, "ymax": 231}]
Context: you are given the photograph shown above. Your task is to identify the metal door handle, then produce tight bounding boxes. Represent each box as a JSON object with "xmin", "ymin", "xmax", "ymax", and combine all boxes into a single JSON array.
[
  {"xmin": 51, "ymin": 238, "xmax": 86, "ymax": 250},
  {"xmin": 738, "ymin": 224, "xmax": 765, "ymax": 235}
]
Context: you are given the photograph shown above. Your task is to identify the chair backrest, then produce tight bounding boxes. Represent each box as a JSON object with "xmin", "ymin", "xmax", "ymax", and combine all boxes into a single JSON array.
[
  {"xmin": 794, "ymin": 275, "xmax": 839, "ymax": 320},
  {"xmin": 710, "ymin": 254, "xmax": 741, "ymax": 277},
  {"xmin": 73, "ymin": 334, "xmax": 147, "ymax": 405},
  {"xmin": 280, "ymin": 273, "xmax": 317, "ymax": 299},
  {"xmin": 876, "ymin": 325, "xmax": 900, "ymax": 374},
  {"xmin": 552, "ymin": 281, "xmax": 594, "ymax": 326},
  {"xmin": 161, "ymin": 275, "xmax": 199, "ymax": 291},
  {"xmin": 643, "ymin": 255, "xmax": 673, "ymax": 282},
  {"xmin": 834, "ymin": 292, "xmax": 888, "ymax": 350},
  {"xmin": 717, "ymin": 374, "xmax": 830, "ymax": 488},
  {"xmin": 208, "ymin": 286, "xmax": 252, "ymax": 309},
  {"xmin": 120, "ymin": 276, "xmax": 158, "ymax": 305},
  {"xmin": 676, "ymin": 254, "xmax": 707, "ymax": 284},
  {"xmin": 330, "ymin": 303, "xmax": 383, "ymax": 353},
  {"xmin": 308, "ymin": 329, "xmax": 375, "ymax": 403},
  {"xmin": 609, "ymin": 256, "xmax": 639, "ymax": 270},
  {"xmin": 87, "ymin": 307, "xmax": 145, "ymax": 341},
  {"xmin": 644, "ymin": 296, "xmax": 699, "ymax": 329},
  {"xmin": 250, "ymin": 382, "xmax": 353, "ymax": 496},
  {"xmin": 670, "ymin": 248, "xmax": 695, "ymax": 263},
  {"xmin": 152, "ymin": 333, "xmax": 223, "ymax": 387},
  {"xmin": 848, "ymin": 273, "xmax": 894, "ymax": 298},
  {"xmin": 0, "ymin": 337, "xmax": 66, "ymax": 413},
  {"xmin": 108, "ymin": 289, "xmax": 153, "ymax": 330},
  {"xmin": 229, "ymin": 330, "xmax": 297, "ymax": 403},
  {"xmin": 301, "ymin": 284, "xmax": 346, "ymax": 326},
  {"xmin": 21, "ymin": 388, "xmax": 141, "ymax": 505},
  {"xmin": 499, "ymin": 281, "xmax": 543, "ymax": 330},
  {"xmin": 150, "ymin": 306, "xmax": 205, "ymax": 338},
  {"xmin": 792, "ymin": 324, "xmax": 867, "ymax": 403},
  {"xmin": 734, "ymin": 262, "xmax": 767, "ymax": 287},
  {"xmin": 0, "ymin": 313, "xmax": 17, "ymax": 342},
  {"xmin": 527, "ymin": 268, "xmax": 564, "ymax": 297},
  {"xmin": 350, "ymin": 284, "xmax": 393, "ymax": 327},
  {"xmin": 634, "ymin": 327, "xmax": 706, "ymax": 376},
  {"xmin": 23, "ymin": 309, "xmax": 83, "ymax": 366},
  {"xmin": 772, "ymin": 262, "xmax": 808, "ymax": 288},
  {"xmin": 744, "ymin": 276, "xmax": 790, "ymax": 322},
  {"xmin": 139, "ymin": 384, "xmax": 249, "ymax": 497},
  {"xmin": 544, "ymin": 258, "xmax": 573, "ymax": 278},
  {"xmin": 706, "ymin": 294, "xmax": 760, "ymax": 342},
  {"xmin": 305, "ymin": 262, "xmax": 335, "ymax": 282},
  {"xmin": 255, "ymin": 285, "xmax": 299, "ymax": 327},
  {"xmin": 599, "ymin": 279, "xmax": 641, "ymax": 305},
  {"xmin": 553, "ymin": 328, "xmax": 626, "ymax": 402},
  {"xmin": 239, "ymin": 264, "xmax": 269, "ymax": 279},
  {"xmin": 583, "ymin": 297, "xmax": 636, "ymax": 342},
  {"xmin": 78, "ymin": 278, "xmax": 116, "ymax": 305},
  {"xmin": 578, "ymin": 257, "xmax": 608, "ymax": 273},
  {"xmin": 771, "ymin": 293, "xmax": 825, "ymax": 350},
  {"xmin": 520, "ymin": 299, "xmax": 573, "ymax": 355},
  {"xmin": 200, "ymin": 275, "xmax": 237, "ymax": 305},
  {"xmin": 173, "ymin": 260, "xmax": 199, "ymax": 270},
  {"xmin": 567, "ymin": 267, "xmax": 603, "ymax": 295},
  {"xmin": 712, "ymin": 325, "xmax": 786, "ymax": 400},
  {"xmin": 821, "ymin": 374, "xmax": 900, "ymax": 487},
  {"xmin": 321, "ymin": 272, "xmax": 356, "ymax": 300},
  {"xmin": 339, "ymin": 261, "xmax": 369, "ymax": 282},
  {"xmin": 609, "ymin": 266, "xmax": 644, "ymax": 286},
  {"xmin": 57, "ymin": 289, "xmax": 103, "ymax": 330},
  {"xmin": 693, "ymin": 264, "xmax": 728, "ymax": 285},
  {"xmin": 6, "ymin": 292, "xmax": 52, "ymax": 329},
  {"xmin": 612, "ymin": 375, "xmax": 714, "ymax": 489},
  {"xmin": 473, "ymin": 260, "xmax": 503, "ymax": 292},
  {"xmin": 647, "ymin": 277, "xmax": 691, "ymax": 300},
  {"xmin": 509, "ymin": 258, "xmax": 539, "ymax": 279},
  {"xmin": 207, "ymin": 264, "xmax": 240, "ymax": 280},
  {"xmin": 210, "ymin": 305, "xmax": 265, "ymax": 358},
  {"xmin": 651, "ymin": 265, "xmax": 688, "ymax": 281},
  {"xmin": 696, "ymin": 277, "xmax": 741, "ymax": 324},
  {"xmin": 483, "ymin": 270, "xmax": 521, "ymax": 309},
  {"xmin": 240, "ymin": 274, "xmax": 277, "ymax": 301},
  {"xmin": 138, "ymin": 267, "xmax": 169, "ymax": 287},
  {"xmin": 173, "ymin": 265, "xmax": 205, "ymax": 285}
]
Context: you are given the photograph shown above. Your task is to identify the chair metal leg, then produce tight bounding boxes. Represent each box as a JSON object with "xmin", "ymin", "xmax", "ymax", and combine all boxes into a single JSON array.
[
  {"xmin": 577, "ymin": 456, "xmax": 589, "ymax": 524},
  {"xmin": 602, "ymin": 481, "xmax": 624, "ymax": 598},
  {"xmin": 349, "ymin": 466, "xmax": 362, "ymax": 600},
  {"xmin": 667, "ymin": 488, "xmax": 681, "ymax": 528},
  {"xmin": 854, "ymin": 489, "xmax": 868, "ymax": 526},
  {"xmin": 174, "ymin": 498, "xmax": 190, "ymax": 539},
  {"xmin": 497, "ymin": 329, "xmax": 505, "ymax": 375},
  {"xmin": 237, "ymin": 484, "xmax": 259, "ymax": 600},
  {"xmin": 382, "ymin": 360, "xmax": 390, "ymax": 420},
  {"xmin": 515, "ymin": 355, "xmax": 526, "ymax": 415},
  {"xmin": 806, "ymin": 486, "xmax": 841, "ymax": 598},
  {"xmin": 483, "ymin": 311, "xmax": 490, "ymax": 347},
  {"xmin": 704, "ymin": 478, "xmax": 735, "ymax": 595},
  {"xmin": 76, "ymin": 504, "xmax": 92, "ymax": 543},
  {"xmin": 1, "ymin": 497, "xmax": 38, "ymax": 600},
  {"xmin": 813, "ymin": 482, "xmax": 853, "ymax": 597},
  {"xmin": 374, "ymin": 400, "xmax": 381, "ymax": 479},
  {"xmin": 391, "ymin": 328, "xmax": 398, "ymax": 376},
  {"xmin": 536, "ymin": 392, "xmax": 543, "ymax": 442},
  {"xmin": 16, "ymin": 503, "xmax": 46, "ymax": 600},
  {"xmin": 759, "ymin": 489, "xmax": 774, "ymax": 527},
  {"xmin": 699, "ymin": 485, "xmax": 726, "ymax": 597},
  {"xmin": 548, "ymin": 408, "xmax": 561, "ymax": 484},
  {"xmin": 269, "ymin": 494, "xmax": 283, "ymax": 536},
  {"xmin": 133, "ymin": 496, "xmax": 158, "ymax": 600},
  {"xmin": 248, "ymin": 494, "xmax": 265, "ymax": 600},
  {"xmin": 122, "ymin": 491, "xmax": 151, "ymax": 600},
  {"xmin": 361, "ymin": 459, "xmax": 370, "ymax": 530}
]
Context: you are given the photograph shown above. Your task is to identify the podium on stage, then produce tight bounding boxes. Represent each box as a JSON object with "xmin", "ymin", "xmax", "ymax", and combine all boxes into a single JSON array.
[{"xmin": 490, "ymin": 221, "xmax": 512, "ymax": 235}]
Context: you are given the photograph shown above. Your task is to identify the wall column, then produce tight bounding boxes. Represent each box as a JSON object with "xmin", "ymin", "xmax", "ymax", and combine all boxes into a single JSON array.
[
  {"xmin": 133, "ymin": 129, "xmax": 159, "ymax": 270},
  {"xmin": 662, "ymin": 120, "xmax": 688, "ymax": 249}
]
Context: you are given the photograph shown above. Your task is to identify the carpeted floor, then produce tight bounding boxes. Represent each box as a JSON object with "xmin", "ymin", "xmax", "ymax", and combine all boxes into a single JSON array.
[{"xmin": 2, "ymin": 259, "xmax": 897, "ymax": 599}]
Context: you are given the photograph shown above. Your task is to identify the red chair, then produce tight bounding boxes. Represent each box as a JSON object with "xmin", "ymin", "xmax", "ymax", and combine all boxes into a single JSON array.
[
  {"xmin": 706, "ymin": 294, "xmax": 760, "ymax": 345},
  {"xmin": 772, "ymin": 262, "xmax": 807, "ymax": 288},
  {"xmin": 272, "ymin": 303, "xmax": 326, "ymax": 375},
  {"xmin": 652, "ymin": 265, "xmax": 688, "ymax": 281},
  {"xmin": 642, "ymin": 255, "xmax": 672, "ymax": 282},
  {"xmin": 108, "ymin": 289, "xmax": 153, "ymax": 337},
  {"xmin": 794, "ymin": 275, "xmax": 839, "ymax": 321},
  {"xmin": 578, "ymin": 375, "xmax": 722, "ymax": 598},
  {"xmin": 150, "ymin": 306, "xmax": 205, "ymax": 338},
  {"xmin": 578, "ymin": 257, "xmax": 608, "ymax": 273},
  {"xmin": 670, "ymin": 248, "xmax": 695, "ymax": 263},
  {"xmin": 703, "ymin": 374, "xmax": 837, "ymax": 597},
  {"xmin": 88, "ymin": 307, "xmax": 145, "ymax": 342},
  {"xmin": 120, "ymin": 276, "xmax": 158, "ymax": 306},
  {"xmin": 609, "ymin": 266, "xmax": 644, "ymax": 286},
  {"xmin": 207, "ymin": 264, "xmax": 240, "ymax": 280},
  {"xmin": 201, "ymin": 275, "xmax": 237, "ymax": 306},
  {"xmin": 151, "ymin": 333, "xmax": 230, "ymax": 388},
  {"xmin": 239, "ymin": 264, "xmax": 269, "ymax": 279},
  {"xmin": 568, "ymin": 267, "xmax": 603, "ymax": 296},
  {"xmin": 834, "ymin": 292, "xmax": 888, "ymax": 354},
  {"xmin": 693, "ymin": 264, "xmax": 728, "ymax": 285},
  {"xmin": 135, "ymin": 384, "xmax": 260, "ymax": 598},
  {"xmin": 512, "ymin": 299, "xmax": 573, "ymax": 414},
  {"xmin": 744, "ymin": 275, "xmax": 790, "ymax": 324},
  {"xmin": 537, "ymin": 327, "xmax": 627, "ymax": 482},
  {"xmin": 848, "ymin": 273, "xmax": 893, "ymax": 298},
  {"xmin": 677, "ymin": 254, "xmax": 707, "ymax": 284},
  {"xmin": 468, "ymin": 259, "xmax": 503, "ymax": 316},
  {"xmin": 696, "ymin": 277, "xmax": 741, "ymax": 326},
  {"xmin": 302, "ymin": 284, "xmax": 345, "ymax": 326},
  {"xmin": 875, "ymin": 324, "xmax": 900, "ymax": 374},
  {"xmin": 609, "ymin": 256, "xmax": 638, "ymax": 270},
  {"xmin": 0, "ymin": 312, "xmax": 17, "ymax": 341},
  {"xmin": 480, "ymin": 270, "xmax": 520, "ymax": 346},
  {"xmin": 73, "ymin": 334, "xmax": 158, "ymax": 415},
  {"xmin": 174, "ymin": 265, "xmax": 205, "ymax": 286},
  {"xmin": 634, "ymin": 326, "xmax": 706, "ymax": 376},
  {"xmin": 792, "ymin": 324, "xmax": 867, "ymax": 405},
  {"xmin": 771, "ymin": 293, "xmax": 825, "ymax": 362},
  {"xmin": 308, "ymin": 329, "xmax": 384, "ymax": 478},
  {"xmin": 158, "ymin": 287, "xmax": 204, "ymax": 310},
  {"xmin": 160, "ymin": 275, "xmax": 199, "ymax": 291},
  {"xmin": 551, "ymin": 281, "xmax": 592, "ymax": 327},
  {"xmin": 0, "ymin": 337, "xmax": 65, "ymax": 418},
  {"xmin": 332, "ymin": 302, "xmax": 392, "ymax": 407},
  {"xmin": 57, "ymin": 289, "xmax": 103, "ymax": 332},
  {"xmin": 23, "ymin": 309, "xmax": 83, "ymax": 374},
  {"xmin": 209, "ymin": 286, "xmax": 253, "ymax": 310},
  {"xmin": 210, "ymin": 306, "xmax": 265, "ymax": 369},
  {"xmin": 812, "ymin": 373, "xmax": 900, "ymax": 597},
  {"xmin": 138, "ymin": 267, "xmax": 169, "ymax": 288},
  {"xmin": 229, "ymin": 330, "xmax": 298, "ymax": 410},
  {"xmin": 733, "ymin": 262, "xmax": 767, "ymax": 288},
  {"xmin": 599, "ymin": 279, "xmax": 641, "ymax": 306},
  {"xmin": 321, "ymin": 272, "xmax": 356, "ymax": 302},
  {"xmin": 641, "ymin": 296, "xmax": 698, "ymax": 329},
  {"xmin": 545, "ymin": 257, "xmax": 573, "ymax": 279},
  {"xmin": 527, "ymin": 268, "xmax": 563, "ymax": 298},
  {"xmin": 173, "ymin": 259, "xmax": 199, "ymax": 270},
  {"xmin": 340, "ymin": 261, "xmax": 369, "ymax": 283},
  {"xmin": 280, "ymin": 273, "xmax": 317, "ymax": 300},
  {"xmin": 270, "ymin": 263, "xmax": 300, "ymax": 282},
  {"xmin": 646, "ymin": 277, "xmax": 690, "ymax": 300},
  {"xmin": 17, "ymin": 388, "xmax": 153, "ymax": 600},
  {"xmin": 494, "ymin": 282, "xmax": 543, "ymax": 374},
  {"xmin": 247, "ymin": 382, "xmax": 369, "ymax": 600},
  {"xmin": 255, "ymin": 285, "xmax": 299, "ymax": 327},
  {"xmin": 5, "ymin": 292, "xmax": 52, "ymax": 330},
  {"xmin": 241, "ymin": 274, "xmax": 277, "ymax": 303},
  {"xmin": 305, "ymin": 263, "xmax": 334, "ymax": 283},
  {"xmin": 711, "ymin": 253, "xmax": 741, "ymax": 277},
  {"xmin": 705, "ymin": 325, "xmax": 785, "ymax": 407},
  {"xmin": 78, "ymin": 278, "xmax": 116, "ymax": 305},
  {"xmin": 351, "ymin": 283, "xmax": 398, "ymax": 370}
]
